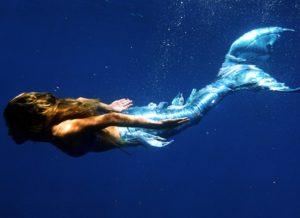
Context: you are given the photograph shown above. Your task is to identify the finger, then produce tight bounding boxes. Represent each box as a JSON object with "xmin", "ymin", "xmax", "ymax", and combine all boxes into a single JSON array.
[
  {"xmin": 119, "ymin": 98, "xmax": 131, "ymax": 102},
  {"xmin": 122, "ymin": 101, "xmax": 133, "ymax": 107},
  {"xmin": 170, "ymin": 117, "xmax": 188, "ymax": 121},
  {"xmin": 116, "ymin": 99, "xmax": 127, "ymax": 103},
  {"xmin": 121, "ymin": 100, "xmax": 132, "ymax": 104},
  {"xmin": 170, "ymin": 117, "xmax": 189, "ymax": 124},
  {"xmin": 181, "ymin": 117, "xmax": 189, "ymax": 121},
  {"xmin": 115, "ymin": 99, "xmax": 125, "ymax": 104},
  {"xmin": 123, "ymin": 101, "xmax": 133, "ymax": 105},
  {"xmin": 177, "ymin": 119, "xmax": 189, "ymax": 124},
  {"xmin": 124, "ymin": 103, "xmax": 133, "ymax": 108}
]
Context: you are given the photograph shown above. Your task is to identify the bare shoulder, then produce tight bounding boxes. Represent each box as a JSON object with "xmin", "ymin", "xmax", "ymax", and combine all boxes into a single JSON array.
[
  {"xmin": 51, "ymin": 119, "xmax": 93, "ymax": 157},
  {"xmin": 52, "ymin": 119, "xmax": 82, "ymax": 138},
  {"xmin": 51, "ymin": 115, "xmax": 107, "ymax": 139}
]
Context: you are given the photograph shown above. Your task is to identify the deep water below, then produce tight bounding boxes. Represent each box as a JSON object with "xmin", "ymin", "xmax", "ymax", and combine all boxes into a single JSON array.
[{"xmin": 1, "ymin": 1, "xmax": 300, "ymax": 218}]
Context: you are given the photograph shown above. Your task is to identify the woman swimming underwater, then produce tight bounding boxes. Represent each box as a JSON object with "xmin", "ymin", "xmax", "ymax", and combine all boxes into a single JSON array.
[{"xmin": 4, "ymin": 27, "xmax": 300, "ymax": 157}]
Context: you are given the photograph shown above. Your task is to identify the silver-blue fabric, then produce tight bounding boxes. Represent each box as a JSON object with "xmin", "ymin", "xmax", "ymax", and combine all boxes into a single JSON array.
[{"xmin": 118, "ymin": 27, "xmax": 300, "ymax": 147}]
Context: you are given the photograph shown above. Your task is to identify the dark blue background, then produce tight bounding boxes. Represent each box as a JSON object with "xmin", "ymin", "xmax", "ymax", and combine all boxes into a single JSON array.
[{"xmin": 1, "ymin": 0, "xmax": 300, "ymax": 217}]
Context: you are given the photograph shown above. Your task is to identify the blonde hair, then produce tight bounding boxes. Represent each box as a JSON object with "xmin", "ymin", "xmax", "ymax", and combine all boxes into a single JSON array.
[{"xmin": 3, "ymin": 92, "xmax": 100, "ymax": 143}]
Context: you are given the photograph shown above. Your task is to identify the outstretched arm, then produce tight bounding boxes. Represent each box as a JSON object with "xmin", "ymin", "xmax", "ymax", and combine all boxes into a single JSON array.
[{"xmin": 52, "ymin": 112, "xmax": 188, "ymax": 138}]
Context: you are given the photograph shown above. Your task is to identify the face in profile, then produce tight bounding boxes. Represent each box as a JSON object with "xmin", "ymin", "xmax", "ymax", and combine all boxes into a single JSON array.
[{"xmin": 8, "ymin": 128, "xmax": 28, "ymax": 144}]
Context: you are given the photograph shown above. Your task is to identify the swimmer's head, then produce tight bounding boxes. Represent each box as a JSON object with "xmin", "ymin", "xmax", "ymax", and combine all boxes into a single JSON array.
[
  {"xmin": 4, "ymin": 92, "xmax": 99, "ymax": 144},
  {"xmin": 3, "ymin": 92, "xmax": 58, "ymax": 144}
]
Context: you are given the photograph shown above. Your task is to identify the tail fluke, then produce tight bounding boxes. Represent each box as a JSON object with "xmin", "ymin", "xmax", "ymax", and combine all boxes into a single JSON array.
[
  {"xmin": 222, "ymin": 27, "xmax": 294, "ymax": 68},
  {"xmin": 218, "ymin": 27, "xmax": 300, "ymax": 93}
]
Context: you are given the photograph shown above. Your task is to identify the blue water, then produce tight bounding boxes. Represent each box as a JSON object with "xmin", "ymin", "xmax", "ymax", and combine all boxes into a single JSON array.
[{"xmin": 1, "ymin": 1, "xmax": 300, "ymax": 217}]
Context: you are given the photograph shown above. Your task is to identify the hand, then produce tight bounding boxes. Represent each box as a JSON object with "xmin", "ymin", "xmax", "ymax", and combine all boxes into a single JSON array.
[
  {"xmin": 159, "ymin": 117, "xmax": 189, "ymax": 128},
  {"xmin": 109, "ymin": 99, "xmax": 133, "ymax": 112}
]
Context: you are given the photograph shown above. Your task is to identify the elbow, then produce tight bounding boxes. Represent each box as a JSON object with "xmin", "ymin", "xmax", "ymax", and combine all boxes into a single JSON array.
[{"xmin": 103, "ymin": 112, "xmax": 122, "ymax": 126}]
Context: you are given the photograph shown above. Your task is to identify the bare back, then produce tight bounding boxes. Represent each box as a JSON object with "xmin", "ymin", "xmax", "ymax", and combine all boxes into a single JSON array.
[{"xmin": 52, "ymin": 126, "xmax": 124, "ymax": 157}]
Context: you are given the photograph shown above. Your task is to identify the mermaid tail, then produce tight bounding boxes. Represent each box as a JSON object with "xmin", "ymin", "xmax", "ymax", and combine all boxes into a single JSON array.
[
  {"xmin": 118, "ymin": 27, "xmax": 299, "ymax": 147},
  {"xmin": 223, "ymin": 27, "xmax": 294, "ymax": 67}
]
